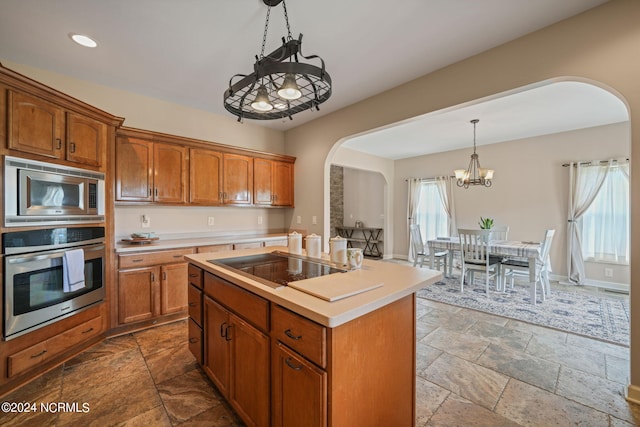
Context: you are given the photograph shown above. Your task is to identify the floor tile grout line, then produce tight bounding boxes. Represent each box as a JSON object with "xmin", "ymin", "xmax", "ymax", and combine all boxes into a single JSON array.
[{"xmin": 135, "ymin": 332, "xmax": 187, "ymax": 426}]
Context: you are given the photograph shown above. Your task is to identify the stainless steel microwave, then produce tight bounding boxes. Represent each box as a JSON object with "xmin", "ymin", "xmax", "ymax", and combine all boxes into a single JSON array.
[{"xmin": 4, "ymin": 156, "xmax": 105, "ymax": 227}]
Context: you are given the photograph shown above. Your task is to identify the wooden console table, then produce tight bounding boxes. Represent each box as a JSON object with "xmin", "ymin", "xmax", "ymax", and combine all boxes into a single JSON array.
[{"xmin": 335, "ymin": 226, "xmax": 383, "ymax": 258}]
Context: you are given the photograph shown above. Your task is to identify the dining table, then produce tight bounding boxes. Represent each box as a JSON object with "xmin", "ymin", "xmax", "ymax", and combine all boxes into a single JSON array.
[{"xmin": 426, "ymin": 237, "xmax": 544, "ymax": 301}]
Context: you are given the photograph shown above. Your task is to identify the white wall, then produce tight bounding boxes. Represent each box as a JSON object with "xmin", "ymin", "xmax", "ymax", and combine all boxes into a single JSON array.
[
  {"xmin": 329, "ymin": 146, "xmax": 394, "ymax": 255},
  {"xmin": 342, "ymin": 168, "xmax": 385, "ymax": 230},
  {"xmin": 393, "ymin": 122, "xmax": 630, "ymax": 285},
  {"xmin": 114, "ymin": 205, "xmax": 286, "ymax": 239}
]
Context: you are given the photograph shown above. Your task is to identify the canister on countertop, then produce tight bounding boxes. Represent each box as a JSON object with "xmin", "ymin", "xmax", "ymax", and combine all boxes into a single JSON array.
[
  {"xmin": 329, "ymin": 236, "xmax": 348, "ymax": 265},
  {"xmin": 288, "ymin": 231, "xmax": 302, "ymax": 254},
  {"xmin": 305, "ymin": 233, "xmax": 321, "ymax": 258}
]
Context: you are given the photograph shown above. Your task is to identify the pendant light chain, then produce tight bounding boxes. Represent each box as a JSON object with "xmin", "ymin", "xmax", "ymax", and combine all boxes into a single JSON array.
[
  {"xmin": 259, "ymin": 6, "xmax": 272, "ymax": 59},
  {"xmin": 472, "ymin": 119, "xmax": 478, "ymax": 154},
  {"xmin": 281, "ymin": 0, "xmax": 293, "ymax": 41},
  {"xmin": 223, "ymin": 0, "xmax": 332, "ymax": 121}
]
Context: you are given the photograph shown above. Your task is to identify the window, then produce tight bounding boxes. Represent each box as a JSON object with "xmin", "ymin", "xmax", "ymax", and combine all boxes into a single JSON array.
[
  {"xmin": 416, "ymin": 181, "xmax": 449, "ymax": 242},
  {"xmin": 580, "ymin": 164, "xmax": 629, "ymax": 264}
]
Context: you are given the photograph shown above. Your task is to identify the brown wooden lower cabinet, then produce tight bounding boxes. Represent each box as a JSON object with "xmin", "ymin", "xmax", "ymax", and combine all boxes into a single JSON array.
[
  {"xmin": 117, "ymin": 248, "xmax": 193, "ymax": 327},
  {"xmin": 271, "ymin": 342, "xmax": 327, "ymax": 427},
  {"xmin": 8, "ymin": 315, "xmax": 103, "ymax": 378},
  {"xmin": 192, "ymin": 265, "xmax": 416, "ymax": 427},
  {"xmin": 204, "ymin": 296, "xmax": 270, "ymax": 427}
]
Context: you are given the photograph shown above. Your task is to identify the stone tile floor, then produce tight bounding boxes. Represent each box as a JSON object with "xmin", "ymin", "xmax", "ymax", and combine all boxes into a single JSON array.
[{"xmin": 2, "ymin": 295, "xmax": 639, "ymax": 426}]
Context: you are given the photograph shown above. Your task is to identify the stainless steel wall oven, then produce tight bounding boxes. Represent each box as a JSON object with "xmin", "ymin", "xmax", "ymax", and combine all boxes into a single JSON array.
[{"xmin": 2, "ymin": 227, "xmax": 105, "ymax": 340}]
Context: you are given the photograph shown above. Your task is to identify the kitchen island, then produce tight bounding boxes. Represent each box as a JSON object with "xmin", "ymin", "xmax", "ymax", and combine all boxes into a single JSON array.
[{"xmin": 185, "ymin": 247, "xmax": 441, "ymax": 427}]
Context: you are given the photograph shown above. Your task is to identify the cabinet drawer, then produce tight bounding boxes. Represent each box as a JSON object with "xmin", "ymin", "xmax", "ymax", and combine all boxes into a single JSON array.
[
  {"xmin": 271, "ymin": 305, "xmax": 326, "ymax": 368},
  {"xmin": 119, "ymin": 247, "xmax": 195, "ymax": 269},
  {"xmin": 47, "ymin": 316, "xmax": 103, "ymax": 356},
  {"xmin": 7, "ymin": 342, "xmax": 48, "ymax": 378},
  {"xmin": 204, "ymin": 272, "xmax": 269, "ymax": 332},
  {"xmin": 7, "ymin": 315, "xmax": 103, "ymax": 378},
  {"xmin": 233, "ymin": 241, "xmax": 263, "ymax": 250},
  {"xmin": 188, "ymin": 318, "xmax": 203, "ymax": 365},
  {"xmin": 188, "ymin": 264, "xmax": 203, "ymax": 289},
  {"xmin": 188, "ymin": 284, "xmax": 203, "ymax": 326},
  {"xmin": 196, "ymin": 244, "xmax": 233, "ymax": 253}
]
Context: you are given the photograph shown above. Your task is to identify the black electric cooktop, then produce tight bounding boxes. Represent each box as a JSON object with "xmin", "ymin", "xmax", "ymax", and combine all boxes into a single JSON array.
[{"xmin": 210, "ymin": 251, "xmax": 347, "ymax": 289}]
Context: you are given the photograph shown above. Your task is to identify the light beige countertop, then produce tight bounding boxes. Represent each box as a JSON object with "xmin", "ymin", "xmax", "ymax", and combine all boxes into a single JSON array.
[
  {"xmin": 114, "ymin": 233, "xmax": 288, "ymax": 253},
  {"xmin": 185, "ymin": 246, "xmax": 442, "ymax": 328}
]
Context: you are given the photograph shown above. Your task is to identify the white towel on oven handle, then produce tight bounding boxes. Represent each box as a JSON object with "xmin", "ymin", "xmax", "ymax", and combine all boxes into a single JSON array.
[{"xmin": 63, "ymin": 248, "xmax": 86, "ymax": 292}]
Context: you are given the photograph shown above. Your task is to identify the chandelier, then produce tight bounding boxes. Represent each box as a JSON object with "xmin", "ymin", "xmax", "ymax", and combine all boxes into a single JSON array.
[
  {"xmin": 223, "ymin": 0, "xmax": 332, "ymax": 122},
  {"xmin": 454, "ymin": 119, "xmax": 494, "ymax": 188}
]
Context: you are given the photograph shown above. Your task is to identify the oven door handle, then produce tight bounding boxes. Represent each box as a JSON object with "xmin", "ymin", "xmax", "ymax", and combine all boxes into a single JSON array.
[{"xmin": 6, "ymin": 244, "xmax": 105, "ymax": 264}]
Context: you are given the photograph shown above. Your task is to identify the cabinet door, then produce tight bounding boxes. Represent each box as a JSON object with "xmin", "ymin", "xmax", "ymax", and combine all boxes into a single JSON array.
[
  {"xmin": 188, "ymin": 318, "xmax": 203, "ymax": 365},
  {"xmin": 116, "ymin": 137, "xmax": 153, "ymax": 201},
  {"xmin": 272, "ymin": 161, "xmax": 294, "ymax": 206},
  {"xmin": 253, "ymin": 158, "xmax": 273, "ymax": 205},
  {"xmin": 229, "ymin": 313, "xmax": 270, "ymax": 427},
  {"xmin": 223, "ymin": 153, "xmax": 253, "ymax": 205},
  {"xmin": 118, "ymin": 267, "xmax": 160, "ymax": 324},
  {"xmin": 272, "ymin": 342, "xmax": 327, "ymax": 427},
  {"xmin": 160, "ymin": 263, "xmax": 188, "ymax": 315},
  {"xmin": 154, "ymin": 142, "xmax": 187, "ymax": 203},
  {"xmin": 204, "ymin": 296, "xmax": 230, "ymax": 397},
  {"xmin": 8, "ymin": 90, "xmax": 64, "ymax": 159},
  {"xmin": 66, "ymin": 112, "xmax": 106, "ymax": 167},
  {"xmin": 189, "ymin": 148, "xmax": 223, "ymax": 205}
]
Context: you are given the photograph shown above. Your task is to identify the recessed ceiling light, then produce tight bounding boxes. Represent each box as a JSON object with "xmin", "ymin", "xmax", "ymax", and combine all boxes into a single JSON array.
[{"xmin": 69, "ymin": 33, "xmax": 98, "ymax": 48}]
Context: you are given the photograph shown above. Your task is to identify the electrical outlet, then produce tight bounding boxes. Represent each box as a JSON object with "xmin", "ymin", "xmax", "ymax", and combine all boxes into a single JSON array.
[
  {"xmin": 141, "ymin": 214, "xmax": 151, "ymax": 228},
  {"xmin": 312, "ymin": 215, "xmax": 317, "ymax": 225},
  {"xmin": 297, "ymin": 215, "xmax": 302, "ymax": 224},
  {"xmin": 258, "ymin": 216, "xmax": 263, "ymax": 225},
  {"xmin": 208, "ymin": 216, "xmax": 215, "ymax": 226},
  {"xmin": 604, "ymin": 267, "xmax": 613, "ymax": 278}
]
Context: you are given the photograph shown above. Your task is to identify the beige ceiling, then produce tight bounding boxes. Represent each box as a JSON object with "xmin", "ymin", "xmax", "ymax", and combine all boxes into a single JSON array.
[
  {"xmin": 343, "ymin": 81, "xmax": 629, "ymax": 159},
  {"xmin": 0, "ymin": 0, "xmax": 611, "ymax": 135}
]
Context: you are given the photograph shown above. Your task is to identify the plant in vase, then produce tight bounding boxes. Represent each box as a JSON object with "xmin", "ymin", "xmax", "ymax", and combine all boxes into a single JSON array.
[{"xmin": 478, "ymin": 217, "xmax": 494, "ymax": 230}]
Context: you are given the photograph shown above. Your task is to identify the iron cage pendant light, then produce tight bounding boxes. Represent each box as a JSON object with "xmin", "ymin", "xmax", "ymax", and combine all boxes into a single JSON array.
[
  {"xmin": 223, "ymin": 0, "xmax": 332, "ymax": 122},
  {"xmin": 454, "ymin": 119, "xmax": 494, "ymax": 188}
]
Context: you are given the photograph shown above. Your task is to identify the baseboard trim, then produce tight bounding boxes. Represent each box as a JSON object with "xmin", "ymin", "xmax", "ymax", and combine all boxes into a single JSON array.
[
  {"xmin": 551, "ymin": 274, "xmax": 629, "ymax": 294},
  {"xmin": 626, "ymin": 384, "xmax": 640, "ymax": 405}
]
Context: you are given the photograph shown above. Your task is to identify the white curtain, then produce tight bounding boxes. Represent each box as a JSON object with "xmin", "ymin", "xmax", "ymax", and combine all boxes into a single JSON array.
[
  {"xmin": 580, "ymin": 162, "xmax": 629, "ymax": 263},
  {"xmin": 407, "ymin": 178, "xmax": 422, "ymax": 262},
  {"xmin": 567, "ymin": 160, "xmax": 612, "ymax": 285},
  {"xmin": 435, "ymin": 176, "xmax": 457, "ymax": 237}
]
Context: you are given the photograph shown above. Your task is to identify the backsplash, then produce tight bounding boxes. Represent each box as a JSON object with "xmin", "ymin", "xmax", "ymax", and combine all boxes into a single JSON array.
[{"xmin": 114, "ymin": 205, "xmax": 286, "ymax": 240}]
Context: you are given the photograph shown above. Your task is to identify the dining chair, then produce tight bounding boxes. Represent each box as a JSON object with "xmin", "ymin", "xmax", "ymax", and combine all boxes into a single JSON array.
[
  {"xmin": 409, "ymin": 224, "xmax": 448, "ymax": 272},
  {"xmin": 458, "ymin": 228, "xmax": 501, "ymax": 295},
  {"xmin": 489, "ymin": 225, "xmax": 509, "ymax": 241},
  {"xmin": 501, "ymin": 229, "xmax": 555, "ymax": 304}
]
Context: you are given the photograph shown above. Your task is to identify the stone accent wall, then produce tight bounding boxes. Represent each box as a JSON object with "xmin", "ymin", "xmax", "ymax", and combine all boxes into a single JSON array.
[{"xmin": 330, "ymin": 165, "xmax": 344, "ymax": 238}]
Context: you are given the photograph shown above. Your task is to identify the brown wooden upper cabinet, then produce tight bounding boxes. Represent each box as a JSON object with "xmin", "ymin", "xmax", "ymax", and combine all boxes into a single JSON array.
[
  {"xmin": 8, "ymin": 91, "xmax": 106, "ymax": 168},
  {"xmin": 222, "ymin": 153, "xmax": 253, "ymax": 205},
  {"xmin": 116, "ymin": 136, "xmax": 187, "ymax": 203},
  {"xmin": 115, "ymin": 126, "xmax": 294, "ymax": 207},
  {"xmin": 189, "ymin": 148, "xmax": 223, "ymax": 205},
  {"xmin": 254, "ymin": 158, "xmax": 294, "ymax": 207}
]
